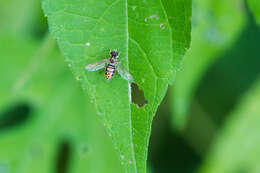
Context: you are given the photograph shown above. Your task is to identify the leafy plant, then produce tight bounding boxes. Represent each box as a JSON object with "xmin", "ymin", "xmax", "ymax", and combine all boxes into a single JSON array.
[
  {"xmin": 42, "ymin": 0, "xmax": 191, "ymax": 172},
  {"xmin": 248, "ymin": 0, "xmax": 260, "ymax": 26},
  {"xmin": 171, "ymin": 0, "xmax": 246, "ymax": 131},
  {"xmin": 0, "ymin": 34, "xmax": 123, "ymax": 173},
  {"xmin": 199, "ymin": 77, "xmax": 260, "ymax": 173},
  {"xmin": 1, "ymin": 0, "xmax": 260, "ymax": 173}
]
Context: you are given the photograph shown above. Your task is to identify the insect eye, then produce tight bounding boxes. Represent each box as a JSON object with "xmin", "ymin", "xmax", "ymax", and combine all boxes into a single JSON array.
[{"xmin": 110, "ymin": 51, "xmax": 118, "ymax": 58}]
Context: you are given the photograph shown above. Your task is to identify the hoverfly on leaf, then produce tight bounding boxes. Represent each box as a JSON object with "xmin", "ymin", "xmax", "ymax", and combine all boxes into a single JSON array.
[{"xmin": 85, "ymin": 50, "xmax": 133, "ymax": 82}]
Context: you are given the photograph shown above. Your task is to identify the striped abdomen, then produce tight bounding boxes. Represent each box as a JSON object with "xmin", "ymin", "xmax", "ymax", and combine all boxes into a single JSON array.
[{"xmin": 105, "ymin": 63, "xmax": 115, "ymax": 81}]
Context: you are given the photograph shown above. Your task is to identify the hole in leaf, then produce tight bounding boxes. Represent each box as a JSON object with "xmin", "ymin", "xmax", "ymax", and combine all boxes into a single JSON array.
[
  {"xmin": 0, "ymin": 103, "xmax": 32, "ymax": 131},
  {"xmin": 131, "ymin": 83, "xmax": 148, "ymax": 108},
  {"xmin": 56, "ymin": 140, "xmax": 71, "ymax": 173}
]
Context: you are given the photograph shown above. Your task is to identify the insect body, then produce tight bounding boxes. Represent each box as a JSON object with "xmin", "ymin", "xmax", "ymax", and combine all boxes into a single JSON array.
[
  {"xmin": 105, "ymin": 63, "xmax": 116, "ymax": 80},
  {"xmin": 85, "ymin": 50, "xmax": 133, "ymax": 82}
]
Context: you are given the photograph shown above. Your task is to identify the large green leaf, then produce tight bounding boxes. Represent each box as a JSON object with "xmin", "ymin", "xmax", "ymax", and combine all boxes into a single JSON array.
[
  {"xmin": 248, "ymin": 0, "xmax": 260, "ymax": 26},
  {"xmin": 198, "ymin": 77, "xmax": 260, "ymax": 173},
  {"xmin": 171, "ymin": 0, "xmax": 246, "ymax": 131},
  {"xmin": 0, "ymin": 34, "xmax": 123, "ymax": 173},
  {"xmin": 42, "ymin": 0, "xmax": 191, "ymax": 172}
]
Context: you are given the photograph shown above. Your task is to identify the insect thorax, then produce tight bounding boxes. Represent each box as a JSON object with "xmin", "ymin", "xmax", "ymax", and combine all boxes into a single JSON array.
[{"xmin": 109, "ymin": 57, "xmax": 117, "ymax": 64}]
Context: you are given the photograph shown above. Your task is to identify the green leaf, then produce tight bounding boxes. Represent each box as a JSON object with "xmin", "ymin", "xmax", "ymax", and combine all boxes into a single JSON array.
[
  {"xmin": 0, "ymin": 34, "xmax": 123, "ymax": 173},
  {"xmin": 42, "ymin": 0, "xmax": 191, "ymax": 172},
  {"xmin": 248, "ymin": 0, "xmax": 260, "ymax": 26},
  {"xmin": 171, "ymin": 0, "xmax": 246, "ymax": 131},
  {"xmin": 198, "ymin": 77, "xmax": 260, "ymax": 173},
  {"xmin": 0, "ymin": 0, "xmax": 45, "ymax": 38}
]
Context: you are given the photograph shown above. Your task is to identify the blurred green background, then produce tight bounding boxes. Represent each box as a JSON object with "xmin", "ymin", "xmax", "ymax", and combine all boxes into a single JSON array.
[{"xmin": 0, "ymin": 0, "xmax": 260, "ymax": 173}]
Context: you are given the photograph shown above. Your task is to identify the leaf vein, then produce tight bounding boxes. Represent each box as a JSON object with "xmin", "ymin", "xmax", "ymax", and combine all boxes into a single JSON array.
[{"xmin": 129, "ymin": 37, "xmax": 159, "ymax": 79}]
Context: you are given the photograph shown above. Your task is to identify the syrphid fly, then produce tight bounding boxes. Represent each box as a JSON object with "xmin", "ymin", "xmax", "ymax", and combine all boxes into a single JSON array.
[{"xmin": 85, "ymin": 50, "xmax": 133, "ymax": 82}]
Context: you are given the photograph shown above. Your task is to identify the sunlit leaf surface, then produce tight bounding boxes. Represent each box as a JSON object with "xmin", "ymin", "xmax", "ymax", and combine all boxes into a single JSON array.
[{"xmin": 42, "ymin": 0, "xmax": 191, "ymax": 172}]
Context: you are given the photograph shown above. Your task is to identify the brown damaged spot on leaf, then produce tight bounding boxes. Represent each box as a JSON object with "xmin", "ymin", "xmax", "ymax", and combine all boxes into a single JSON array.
[{"xmin": 131, "ymin": 83, "xmax": 148, "ymax": 108}]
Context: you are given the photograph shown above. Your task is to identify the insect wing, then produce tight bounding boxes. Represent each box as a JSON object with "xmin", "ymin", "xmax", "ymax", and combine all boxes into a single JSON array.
[
  {"xmin": 117, "ymin": 63, "xmax": 133, "ymax": 82},
  {"xmin": 85, "ymin": 59, "xmax": 109, "ymax": 71}
]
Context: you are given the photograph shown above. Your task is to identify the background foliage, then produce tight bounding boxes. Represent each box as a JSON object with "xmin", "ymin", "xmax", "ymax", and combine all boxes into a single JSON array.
[{"xmin": 0, "ymin": 0, "xmax": 260, "ymax": 173}]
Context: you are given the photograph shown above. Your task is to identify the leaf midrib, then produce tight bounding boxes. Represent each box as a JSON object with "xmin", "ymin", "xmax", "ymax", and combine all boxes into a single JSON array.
[
  {"xmin": 127, "ymin": 1, "xmax": 174, "ymax": 172},
  {"xmin": 125, "ymin": 0, "xmax": 138, "ymax": 172}
]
